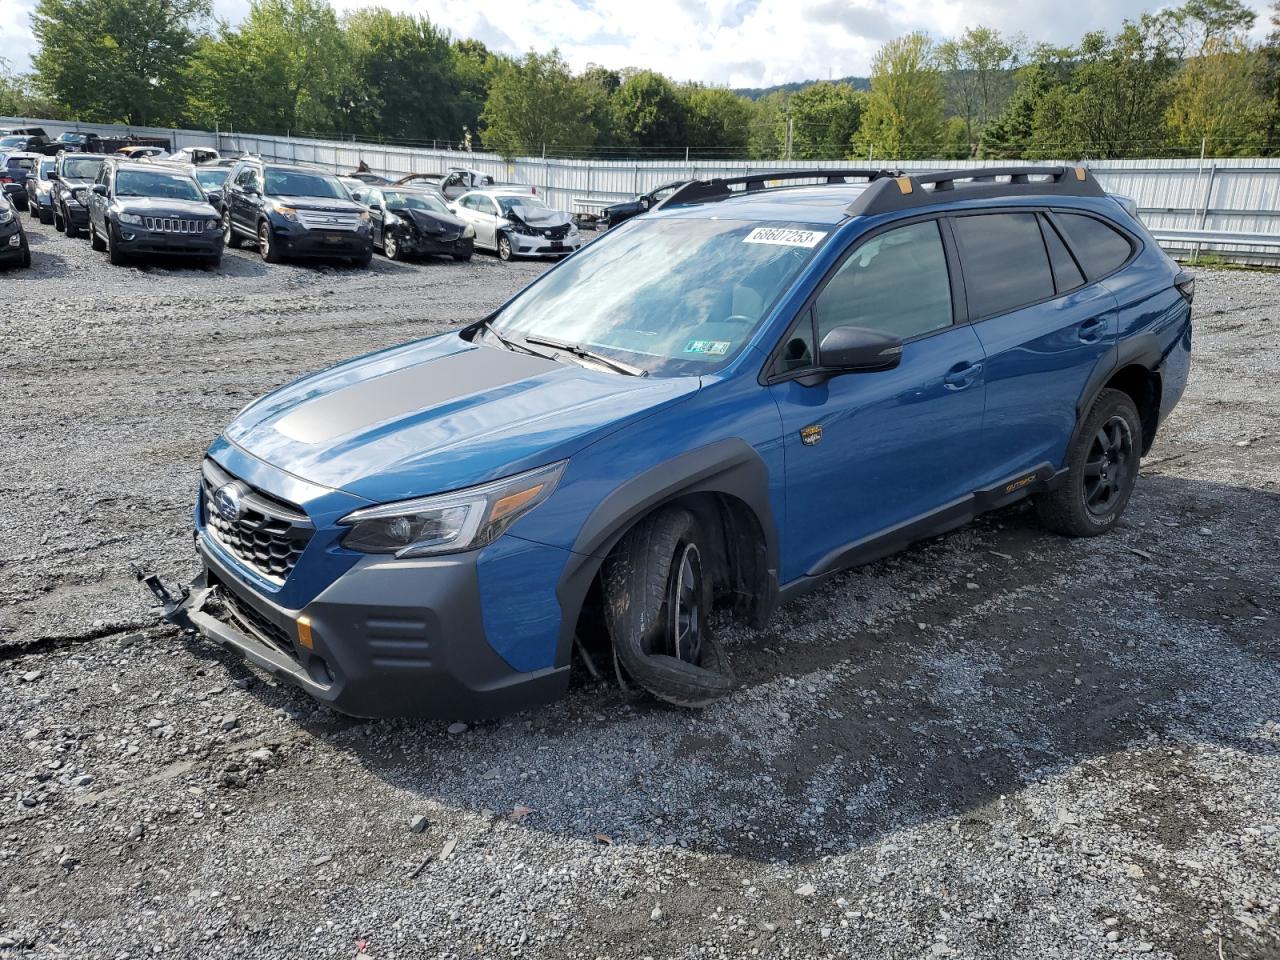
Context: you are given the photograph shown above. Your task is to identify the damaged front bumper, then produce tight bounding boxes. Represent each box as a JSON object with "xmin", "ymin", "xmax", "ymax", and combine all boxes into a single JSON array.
[{"xmin": 137, "ymin": 531, "xmax": 569, "ymax": 720}]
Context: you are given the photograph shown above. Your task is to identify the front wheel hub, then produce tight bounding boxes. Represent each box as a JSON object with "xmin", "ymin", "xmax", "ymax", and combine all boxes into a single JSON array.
[{"xmin": 668, "ymin": 543, "xmax": 704, "ymax": 665}]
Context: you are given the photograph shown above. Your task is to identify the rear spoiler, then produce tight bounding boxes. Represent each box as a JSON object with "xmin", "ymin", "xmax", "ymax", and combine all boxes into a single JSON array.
[{"xmin": 1109, "ymin": 193, "xmax": 1139, "ymax": 219}]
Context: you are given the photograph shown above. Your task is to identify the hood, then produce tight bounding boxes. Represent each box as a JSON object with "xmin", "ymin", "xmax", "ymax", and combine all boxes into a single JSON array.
[
  {"xmin": 271, "ymin": 195, "xmax": 363, "ymax": 213},
  {"xmin": 603, "ymin": 199, "xmax": 641, "ymax": 218},
  {"xmin": 115, "ymin": 196, "xmax": 218, "ymax": 216},
  {"xmin": 510, "ymin": 205, "xmax": 570, "ymax": 228},
  {"xmin": 393, "ymin": 206, "xmax": 467, "ymax": 236},
  {"xmin": 225, "ymin": 333, "xmax": 698, "ymax": 504}
]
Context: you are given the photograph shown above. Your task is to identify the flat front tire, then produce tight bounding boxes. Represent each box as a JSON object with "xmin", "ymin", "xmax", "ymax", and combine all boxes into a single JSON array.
[
  {"xmin": 602, "ymin": 508, "xmax": 735, "ymax": 708},
  {"xmin": 1036, "ymin": 388, "xmax": 1143, "ymax": 537}
]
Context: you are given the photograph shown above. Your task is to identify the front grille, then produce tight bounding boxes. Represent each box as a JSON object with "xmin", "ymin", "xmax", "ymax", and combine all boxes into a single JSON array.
[
  {"xmin": 297, "ymin": 210, "xmax": 361, "ymax": 231},
  {"xmin": 201, "ymin": 459, "xmax": 313, "ymax": 583},
  {"xmin": 144, "ymin": 217, "xmax": 207, "ymax": 234},
  {"xmin": 540, "ymin": 224, "xmax": 570, "ymax": 240}
]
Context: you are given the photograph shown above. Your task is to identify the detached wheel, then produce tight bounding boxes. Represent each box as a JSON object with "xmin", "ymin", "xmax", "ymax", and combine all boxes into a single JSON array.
[
  {"xmin": 602, "ymin": 508, "xmax": 735, "ymax": 708},
  {"xmin": 497, "ymin": 233, "xmax": 513, "ymax": 262},
  {"xmin": 1036, "ymin": 388, "xmax": 1142, "ymax": 537},
  {"xmin": 257, "ymin": 221, "xmax": 281, "ymax": 263},
  {"xmin": 223, "ymin": 211, "xmax": 242, "ymax": 248}
]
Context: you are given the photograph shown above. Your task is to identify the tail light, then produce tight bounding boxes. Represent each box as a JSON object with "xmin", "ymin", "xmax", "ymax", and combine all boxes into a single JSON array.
[
  {"xmin": 1175, "ymin": 270, "xmax": 1195, "ymax": 304},
  {"xmin": 0, "ymin": 177, "xmax": 12, "ymax": 184}
]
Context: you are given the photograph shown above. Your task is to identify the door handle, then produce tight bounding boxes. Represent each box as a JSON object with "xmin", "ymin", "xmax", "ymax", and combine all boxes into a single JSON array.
[
  {"xmin": 944, "ymin": 360, "xmax": 983, "ymax": 390},
  {"xmin": 1078, "ymin": 316, "xmax": 1107, "ymax": 343}
]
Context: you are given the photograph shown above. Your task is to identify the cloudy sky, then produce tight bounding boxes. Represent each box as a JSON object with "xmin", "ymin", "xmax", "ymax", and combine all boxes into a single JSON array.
[{"xmin": 1, "ymin": 0, "xmax": 1272, "ymax": 87}]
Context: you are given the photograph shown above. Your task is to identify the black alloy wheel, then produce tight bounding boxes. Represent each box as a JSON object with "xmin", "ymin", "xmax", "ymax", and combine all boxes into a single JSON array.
[{"xmin": 1083, "ymin": 416, "xmax": 1134, "ymax": 517}]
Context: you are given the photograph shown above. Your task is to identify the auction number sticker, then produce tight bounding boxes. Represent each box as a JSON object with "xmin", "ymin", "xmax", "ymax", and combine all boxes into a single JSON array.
[
  {"xmin": 743, "ymin": 227, "xmax": 826, "ymax": 248},
  {"xmin": 684, "ymin": 340, "xmax": 731, "ymax": 356}
]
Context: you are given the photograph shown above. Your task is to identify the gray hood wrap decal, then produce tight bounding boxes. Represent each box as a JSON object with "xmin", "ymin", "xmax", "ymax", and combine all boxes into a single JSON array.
[{"xmin": 273, "ymin": 346, "xmax": 559, "ymax": 445}]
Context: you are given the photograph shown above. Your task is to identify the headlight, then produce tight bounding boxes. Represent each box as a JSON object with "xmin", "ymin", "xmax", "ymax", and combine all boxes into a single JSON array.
[
  {"xmin": 118, "ymin": 212, "xmax": 144, "ymax": 225},
  {"xmin": 338, "ymin": 461, "xmax": 566, "ymax": 557},
  {"xmin": 0, "ymin": 204, "xmax": 12, "ymax": 223},
  {"xmin": 71, "ymin": 188, "xmax": 89, "ymax": 205},
  {"xmin": 206, "ymin": 219, "xmax": 219, "ymax": 230},
  {"xmin": 384, "ymin": 213, "xmax": 400, "ymax": 228},
  {"xmin": 462, "ymin": 224, "xmax": 475, "ymax": 239},
  {"xmin": 269, "ymin": 200, "xmax": 298, "ymax": 221}
]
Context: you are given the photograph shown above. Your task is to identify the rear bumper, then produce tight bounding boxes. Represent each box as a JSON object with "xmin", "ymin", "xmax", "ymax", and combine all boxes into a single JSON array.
[
  {"xmin": 2, "ymin": 184, "xmax": 27, "ymax": 207},
  {"xmin": 162, "ymin": 531, "xmax": 569, "ymax": 720}
]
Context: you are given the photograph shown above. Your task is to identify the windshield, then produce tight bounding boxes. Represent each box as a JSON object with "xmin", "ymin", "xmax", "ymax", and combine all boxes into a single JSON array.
[
  {"xmin": 0, "ymin": 137, "xmax": 24, "ymax": 148},
  {"xmin": 496, "ymin": 195, "xmax": 544, "ymax": 215},
  {"xmin": 195, "ymin": 169, "xmax": 228, "ymax": 189},
  {"xmin": 384, "ymin": 190, "xmax": 449, "ymax": 214},
  {"xmin": 115, "ymin": 169, "xmax": 204, "ymax": 200},
  {"xmin": 57, "ymin": 133, "xmax": 86, "ymax": 143},
  {"xmin": 491, "ymin": 217, "xmax": 826, "ymax": 376},
  {"xmin": 61, "ymin": 157, "xmax": 104, "ymax": 179},
  {"xmin": 39, "ymin": 161, "xmax": 55, "ymax": 177},
  {"xmin": 265, "ymin": 168, "xmax": 345, "ymax": 199}
]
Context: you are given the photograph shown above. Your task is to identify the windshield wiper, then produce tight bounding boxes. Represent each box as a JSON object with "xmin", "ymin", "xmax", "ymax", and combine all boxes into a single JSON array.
[
  {"xmin": 523, "ymin": 334, "xmax": 647, "ymax": 377},
  {"xmin": 479, "ymin": 318, "xmax": 541, "ymax": 357}
]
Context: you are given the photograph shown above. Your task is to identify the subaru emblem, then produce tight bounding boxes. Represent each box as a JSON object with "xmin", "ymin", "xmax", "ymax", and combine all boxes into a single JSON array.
[{"xmin": 213, "ymin": 482, "xmax": 245, "ymax": 522}]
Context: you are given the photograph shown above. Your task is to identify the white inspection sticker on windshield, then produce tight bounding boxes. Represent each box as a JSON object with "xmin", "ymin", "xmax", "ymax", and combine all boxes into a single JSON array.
[{"xmin": 743, "ymin": 227, "xmax": 826, "ymax": 248}]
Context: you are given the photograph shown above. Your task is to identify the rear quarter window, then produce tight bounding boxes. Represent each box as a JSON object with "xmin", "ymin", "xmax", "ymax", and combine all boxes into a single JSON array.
[{"xmin": 1054, "ymin": 213, "xmax": 1134, "ymax": 279}]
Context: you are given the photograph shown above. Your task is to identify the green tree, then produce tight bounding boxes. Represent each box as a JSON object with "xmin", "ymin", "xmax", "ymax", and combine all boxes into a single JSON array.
[
  {"xmin": 31, "ymin": 0, "xmax": 210, "ymax": 124},
  {"xmin": 980, "ymin": 46, "xmax": 1073, "ymax": 158},
  {"xmin": 452, "ymin": 39, "xmax": 504, "ymax": 148},
  {"xmin": 746, "ymin": 91, "xmax": 786, "ymax": 159},
  {"xmin": 853, "ymin": 32, "xmax": 946, "ymax": 160},
  {"xmin": 1156, "ymin": 0, "xmax": 1255, "ymax": 56},
  {"xmin": 1253, "ymin": 1, "xmax": 1280, "ymax": 152},
  {"xmin": 936, "ymin": 26, "xmax": 1019, "ymax": 154},
  {"xmin": 612, "ymin": 70, "xmax": 686, "ymax": 152},
  {"xmin": 1168, "ymin": 36, "xmax": 1269, "ymax": 154},
  {"xmin": 480, "ymin": 50, "xmax": 597, "ymax": 157},
  {"xmin": 340, "ymin": 9, "xmax": 460, "ymax": 142},
  {"xmin": 0, "ymin": 58, "xmax": 65, "ymax": 118},
  {"xmin": 784, "ymin": 81, "xmax": 863, "ymax": 160},
  {"xmin": 679, "ymin": 84, "xmax": 751, "ymax": 157},
  {"xmin": 1057, "ymin": 20, "xmax": 1179, "ymax": 158}
]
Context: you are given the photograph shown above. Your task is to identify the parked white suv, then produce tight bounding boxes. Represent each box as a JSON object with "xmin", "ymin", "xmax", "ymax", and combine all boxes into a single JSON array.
[{"xmin": 450, "ymin": 188, "xmax": 581, "ymax": 261}]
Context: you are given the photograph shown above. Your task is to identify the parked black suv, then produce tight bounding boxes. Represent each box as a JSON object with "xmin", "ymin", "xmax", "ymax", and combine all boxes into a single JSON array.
[
  {"xmin": 52, "ymin": 153, "xmax": 110, "ymax": 238},
  {"xmin": 86, "ymin": 159, "xmax": 223, "ymax": 266},
  {"xmin": 222, "ymin": 159, "xmax": 372, "ymax": 265},
  {"xmin": 0, "ymin": 128, "xmax": 50, "ymax": 153},
  {"xmin": 0, "ymin": 195, "xmax": 31, "ymax": 269}
]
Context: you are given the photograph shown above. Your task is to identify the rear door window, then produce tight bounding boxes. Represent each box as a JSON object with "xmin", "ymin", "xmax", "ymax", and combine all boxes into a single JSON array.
[
  {"xmin": 1054, "ymin": 213, "xmax": 1134, "ymax": 279},
  {"xmin": 952, "ymin": 213, "xmax": 1056, "ymax": 319}
]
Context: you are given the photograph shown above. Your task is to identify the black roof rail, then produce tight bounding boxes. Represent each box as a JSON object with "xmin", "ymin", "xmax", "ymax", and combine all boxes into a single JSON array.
[
  {"xmin": 658, "ymin": 168, "xmax": 902, "ymax": 209},
  {"xmin": 847, "ymin": 165, "xmax": 1105, "ymax": 217}
]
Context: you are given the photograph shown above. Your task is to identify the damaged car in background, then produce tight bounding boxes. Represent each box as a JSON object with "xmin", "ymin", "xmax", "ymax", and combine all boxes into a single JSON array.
[
  {"xmin": 598, "ymin": 180, "xmax": 687, "ymax": 229},
  {"xmin": 352, "ymin": 185, "xmax": 475, "ymax": 262},
  {"xmin": 451, "ymin": 188, "xmax": 581, "ymax": 261}
]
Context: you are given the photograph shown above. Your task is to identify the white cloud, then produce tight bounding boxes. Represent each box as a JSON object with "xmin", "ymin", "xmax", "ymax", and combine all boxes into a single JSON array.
[{"xmin": 2, "ymin": 0, "xmax": 1273, "ymax": 87}]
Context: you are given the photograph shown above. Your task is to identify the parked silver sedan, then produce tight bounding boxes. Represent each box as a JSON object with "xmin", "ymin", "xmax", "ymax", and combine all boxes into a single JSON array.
[{"xmin": 449, "ymin": 188, "xmax": 581, "ymax": 261}]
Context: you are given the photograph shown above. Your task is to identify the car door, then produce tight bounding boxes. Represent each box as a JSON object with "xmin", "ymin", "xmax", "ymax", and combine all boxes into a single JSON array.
[
  {"xmin": 768, "ymin": 217, "xmax": 990, "ymax": 584},
  {"xmin": 364, "ymin": 188, "xmax": 385, "ymax": 247},
  {"xmin": 950, "ymin": 211, "xmax": 1120, "ymax": 486}
]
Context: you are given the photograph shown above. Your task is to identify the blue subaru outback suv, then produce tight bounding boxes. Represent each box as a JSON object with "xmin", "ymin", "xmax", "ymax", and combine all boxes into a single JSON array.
[{"xmin": 144, "ymin": 166, "xmax": 1193, "ymax": 719}]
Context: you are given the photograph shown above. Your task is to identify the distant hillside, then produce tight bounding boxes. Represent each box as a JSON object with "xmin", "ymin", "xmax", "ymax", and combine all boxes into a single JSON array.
[{"xmin": 734, "ymin": 76, "xmax": 871, "ymax": 99}]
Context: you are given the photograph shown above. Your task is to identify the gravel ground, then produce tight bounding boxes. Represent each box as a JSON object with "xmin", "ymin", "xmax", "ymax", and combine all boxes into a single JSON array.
[{"xmin": 1, "ymin": 218, "xmax": 1277, "ymax": 960}]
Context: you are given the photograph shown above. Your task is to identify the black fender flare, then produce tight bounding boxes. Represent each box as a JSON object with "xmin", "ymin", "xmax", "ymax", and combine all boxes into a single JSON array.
[
  {"xmin": 1068, "ymin": 333, "xmax": 1163, "ymax": 458},
  {"xmin": 552, "ymin": 437, "xmax": 780, "ymax": 668}
]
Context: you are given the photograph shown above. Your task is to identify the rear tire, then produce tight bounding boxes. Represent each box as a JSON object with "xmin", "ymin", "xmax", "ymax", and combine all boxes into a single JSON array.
[
  {"xmin": 65, "ymin": 217, "xmax": 79, "ymax": 239},
  {"xmin": 1036, "ymin": 388, "xmax": 1142, "ymax": 537},
  {"xmin": 602, "ymin": 508, "xmax": 735, "ymax": 708},
  {"xmin": 39, "ymin": 206, "xmax": 53, "ymax": 225}
]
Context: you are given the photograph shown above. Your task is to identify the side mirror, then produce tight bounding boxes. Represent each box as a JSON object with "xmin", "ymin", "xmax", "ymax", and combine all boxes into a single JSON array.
[
  {"xmin": 639, "ymin": 197, "xmax": 651, "ymax": 210},
  {"xmin": 91, "ymin": 184, "xmax": 107, "ymax": 196},
  {"xmin": 349, "ymin": 190, "xmax": 363, "ymax": 202},
  {"xmin": 205, "ymin": 189, "xmax": 223, "ymax": 205},
  {"xmin": 818, "ymin": 325, "xmax": 903, "ymax": 373}
]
